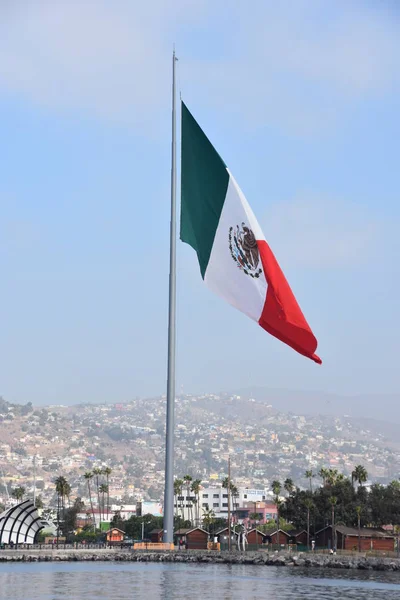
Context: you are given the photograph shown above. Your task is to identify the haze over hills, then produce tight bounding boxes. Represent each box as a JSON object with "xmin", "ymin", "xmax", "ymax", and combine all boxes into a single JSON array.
[{"xmin": 234, "ymin": 387, "xmax": 400, "ymax": 425}]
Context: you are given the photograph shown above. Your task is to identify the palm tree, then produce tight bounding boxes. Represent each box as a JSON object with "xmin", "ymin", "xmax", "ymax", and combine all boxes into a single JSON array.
[
  {"xmin": 231, "ymin": 484, "xmax": 239, "ymax": 518},
  {"xmin": 249, "ymin": 512, "xmax": 259, "ymax": 527},
  {"xmin": 55, "ymin": 476, "xmax": 68, "ymax": 513},
  {"xmin": 84, "ymin": 472, "xmax": 95, "ymax": 530},
  {"xmin": 64, "ymin": 481, "xmax": 71, "ymax": 508},
  {"xmin": 191, "ymin": 479, "xmax": 202, "ymax": 526},
  {"xmin": 92, "ymin": 467, "xmax": 102, "ymax": 529},
  {"xmin": 174, "ymin": 479, "xmax": 183, "ymax": 521},
  {"xmin": 327, "ymin": 469, "xmax": 339, "ymax": 486},
  {"xmin": 356, "ymin": 505, "xmax": 362, "ymax": 552},
  {"xmin": 183, "ymin": 475, "xmax": 193, "ymax": 524},
  {"xmin": 305, "ymin": 470, "xmax": 314, "ymax": 493},
  {"xmin": 99, "ymin": 484, "xmax": 108, "ymax": 522},
  {"xmin": 330, "ymin": 496, "xmax": 337, "ymax": 551},
  {"xmin": 222, "ymin": 477, "xmax": 238, "ymax": 520},
  {"xmin": 304, "ymin": 498, "xmax": 314, "ymax": 551},
  {"xmin": 202, "ymin": 507, "xmax": 215, "ymax": 533},
  {"xmin": 103, "ymin": 467, "xmax": 112, "ymax": 521},
  {"xmin": 284, "ymin": 478, "xmax": 295, "ymax": 496},
  {"xmin": 11, "ymin": 486, "xmax": 25, "ymax": 501},
  {"xmin": 318, "ymin": 467, "xmax": 329, "ymax": 486},
  {"xmin": 352, "ymin": 465, "xmax": 368, "ymax": 488},
  {"xmin": 55, "ymin": 476, "xmax": 69, "ymax": 541},
  {"xmin": 272, "ymin": 480, "xmax": 281, "ymax": 548}
]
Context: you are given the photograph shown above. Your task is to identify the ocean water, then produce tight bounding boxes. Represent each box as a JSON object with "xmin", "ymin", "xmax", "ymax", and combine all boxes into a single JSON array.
[{"xmin": 0, "ymin": 562, "xmax": 399, "ymax": 599}]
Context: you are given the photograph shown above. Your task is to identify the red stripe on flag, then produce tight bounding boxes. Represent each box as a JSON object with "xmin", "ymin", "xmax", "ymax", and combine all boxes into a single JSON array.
[{"xmin": 257, "ymin": 240, "xmax": 321, "ymax": 364}]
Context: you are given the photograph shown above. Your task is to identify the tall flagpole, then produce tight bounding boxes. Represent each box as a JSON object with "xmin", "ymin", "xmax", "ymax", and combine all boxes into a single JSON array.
[
  {"xmin": 163, "ymin": 48, "xmax": 177, "ymax": 544},
  {"xmin": 33, "ymin": 454, "xmax": 37, "ymax": 507}
]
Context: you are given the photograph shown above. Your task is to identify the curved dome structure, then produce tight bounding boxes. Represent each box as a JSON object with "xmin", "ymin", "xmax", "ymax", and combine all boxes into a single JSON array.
[{"xmin": 0, "ymin": 499, "xmax": 44, "ymax": 544}]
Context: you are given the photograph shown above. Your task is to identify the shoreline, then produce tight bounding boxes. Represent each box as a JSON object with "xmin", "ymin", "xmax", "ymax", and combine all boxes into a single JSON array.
[{"xmin": 1, "ymin": 549, "xmax": 400, "ymax": 571}]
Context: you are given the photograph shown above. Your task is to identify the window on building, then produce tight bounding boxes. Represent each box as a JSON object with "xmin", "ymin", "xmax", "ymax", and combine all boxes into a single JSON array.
[
  {"xmin": 202, "ymin": 503, "xmax": 209, "ymax": 508},
  {"xmin": 203, "ymin": 494, "xmax": 208, "ymax": 499},
  {"xmin": 244, "ymin": 494, "xmax": 247, "ymax": 499},
  {"xmin": 178, "ymin": 496, "xmax": 184, "ymax": 501},
  {"xmin": 213, "ymin": 494, "xmax": 219, "ymax": 498},
  {"xmin": 213, "ymin": 503, "xmax": 219, "ymax": 508},
  {"xmin": 222, "ymin": 494, "xmax": 228, "ymax": 498},
  {"xmin": 222, "ymin": 503, "xmax": 228, "ymax": 507}
]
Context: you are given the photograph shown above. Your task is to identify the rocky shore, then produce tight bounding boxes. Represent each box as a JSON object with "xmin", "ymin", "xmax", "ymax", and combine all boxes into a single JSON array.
[{"xmin": 1, "ymin": 549, "xmax": 400, "ymax": 571}]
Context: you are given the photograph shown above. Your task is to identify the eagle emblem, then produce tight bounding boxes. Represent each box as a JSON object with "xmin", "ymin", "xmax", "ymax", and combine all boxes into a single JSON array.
[{"xmin": 229, "ymin": 223, "xmax": 262, "ymax": 278}]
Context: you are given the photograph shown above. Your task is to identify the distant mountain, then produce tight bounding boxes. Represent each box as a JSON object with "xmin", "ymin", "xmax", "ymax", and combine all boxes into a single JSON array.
[{"xmin": 231, "ymin": 387, "xmax": 400, "ymax": 424}]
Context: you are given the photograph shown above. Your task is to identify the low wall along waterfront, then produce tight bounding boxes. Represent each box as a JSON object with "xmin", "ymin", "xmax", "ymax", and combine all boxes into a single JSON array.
[{"xmin": 1, "ymin": 548, "xmax": 400, "ymax": 571}]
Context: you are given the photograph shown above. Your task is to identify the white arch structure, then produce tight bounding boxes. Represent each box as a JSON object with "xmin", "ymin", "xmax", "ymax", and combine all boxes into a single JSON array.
[{"xmin": 0, "ymin": 499, "xmax": 44, "ymax": 544}]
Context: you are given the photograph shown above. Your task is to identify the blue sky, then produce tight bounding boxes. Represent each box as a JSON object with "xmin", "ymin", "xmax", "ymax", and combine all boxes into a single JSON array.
[{"xmin": 0, "ymin": 0, "xmax": 399, "ymax": 405}]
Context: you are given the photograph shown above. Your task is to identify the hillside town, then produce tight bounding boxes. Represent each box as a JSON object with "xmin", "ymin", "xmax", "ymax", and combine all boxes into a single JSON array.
[{"xmin": 1, "ymin": 392, "xmax": 399, "ymax": 518}]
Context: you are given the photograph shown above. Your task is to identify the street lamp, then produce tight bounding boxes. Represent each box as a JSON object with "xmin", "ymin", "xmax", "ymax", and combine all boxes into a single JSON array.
[{"xmin": 141, "ymin": 520, "xmax": 151, "ymax": 541}]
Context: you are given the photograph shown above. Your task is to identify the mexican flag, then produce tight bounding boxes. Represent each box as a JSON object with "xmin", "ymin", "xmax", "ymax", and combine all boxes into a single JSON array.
[{"xmin": 180, "ymin": 102, "xmax": 321, "ymax": 364}]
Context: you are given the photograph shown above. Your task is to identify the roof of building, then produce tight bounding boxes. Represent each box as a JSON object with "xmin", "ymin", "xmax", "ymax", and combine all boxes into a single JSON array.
[
  {"xmin": 215, "ymin": 527, "xmax": 239, "ymax": 537},
  {"xmin": 265, "ymin": 529, "xmax": 292, "ymax": 537},
  {"xmin": 105, "ymin": 528, "xmax": 125, "ymax": 534},
  {"xmin": 316, "ymin": 525, "xmax": 395, "ymax": 538},
  {"xmin": 247, "ymin": 528, "xmax": 265, "ymax": 535},
  {"xmin": 174, "ymin": 527, "xmax": 208, "ymax": 535}
]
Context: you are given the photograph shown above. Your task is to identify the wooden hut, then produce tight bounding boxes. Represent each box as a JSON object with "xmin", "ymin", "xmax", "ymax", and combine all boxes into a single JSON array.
[
  {"xmin": 149, "ymin": 529, "xmax": 164, "ymax": 543},
  {"xmin": 315, "ymin": 525, "xmax": 395, "ymax": 552},
  {"xmin": 105, "ymin": 528, "xmax": 125, "ymax": 544},
  {"xmin": 174, "ymin": 527, "xmax": 209, "ymax": 550},
  {"xmin": 247, "ymin": 528, "xmax": 266, "ymax": 546}
]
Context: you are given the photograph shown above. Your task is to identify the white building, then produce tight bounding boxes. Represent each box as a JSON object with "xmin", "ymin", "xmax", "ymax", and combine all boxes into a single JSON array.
[{"xmin": 175, "ymin": 487, "xmax": 269, "ymax": 523}]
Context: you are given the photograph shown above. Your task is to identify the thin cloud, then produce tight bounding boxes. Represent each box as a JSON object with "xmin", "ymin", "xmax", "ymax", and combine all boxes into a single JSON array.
[
  {"xmin": 0, "ymin": 1, "xmax": 398, "ymax": 134},
  {"xmin": 260, "ymin": 195, "xmax": 381, "ymax": 269}
]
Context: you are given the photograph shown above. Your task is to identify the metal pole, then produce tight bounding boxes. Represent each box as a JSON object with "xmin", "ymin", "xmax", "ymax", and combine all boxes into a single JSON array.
[
  {"xmin": 163, "ymin": 49, "xmax": 177, "ymax": 545},
  {"xmin": 33, "ymin": 454, "xmax": 36, "ymax": 507},
  {"xmin": 227, "ymin": 456, "xmax": 231, "ymax": 552}
]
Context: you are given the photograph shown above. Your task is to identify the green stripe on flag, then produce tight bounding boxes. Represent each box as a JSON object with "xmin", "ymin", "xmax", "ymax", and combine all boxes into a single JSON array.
[{"xmin": 180, "ymin": 102, "xmax": 229, "ymax": 278}]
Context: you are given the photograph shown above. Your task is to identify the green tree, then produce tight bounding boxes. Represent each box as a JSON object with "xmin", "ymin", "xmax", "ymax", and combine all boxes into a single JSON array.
[
  {"xmin": 191, "ymin": 479, "xmax": 202, "ymax": 526},
  {"xmin": 55, "ymin": 476, "xmax": 70, "ymax": 542},
  {"xmin": 103, "ymin": 467, "xmax": 112, "ymax": 521},
  {"xmin": 202, "ymin": 508, "xmax": 216, "ymax": 533},
  {"xmin": 352, "ymin": 465, "xmax": 368, "ymax": 488},
  {"xmin": 61, "ymin": 497, "xmax": 85, "ymax": 540},
  {"xmin": 304, "ymin": 498, "xmax": 314, "ymax": 550},
  {"xmin": 35, "ymin": 494, "xmax": 44, "ymax": 509},
  {"xmin": 305, "ymin": 470, "xmax": 314, "ymax": 493},
  {"xmin": 174, "ymin": 479, "xmax": 183, "ymax": 521},
  {"xmin": 318, "ymin": 468, "xmax": 329, "ymax": 486},
  {"xmin": 92, "ymin": 467, "xmax": 103, "ymax": 529},
  {"xmin": 271, "ymin": 481, "xmax": 281, "ymax": 547},
  {"xmin": 99, "ymin": 484, "xmax": 108, "ymax": 522},
  {"xmin": 174, "ymin": 478, "xmax": 184, "ymax": 520},
  {"xmin": 11, "ymin": 486, "xmax": 25, "ymax": 501},
  {"xmin": 284, "ymin": 478, "xmax": 295, "ymax": 496},
  {"xmin": 222, "ymin": 477, "xmax": 239, "ymax": 517},
  {"xmin": 84, "ymin": 472, "xmax": 95, "ymax": 530},
  {"xmin": 330, "ymin": 496, "xmax": 337, "ymax": 550},
  {"xmin": 183, "ymin": 475, "xmax": 193, "ymax": 523},
  {"xmin": 110, "ymin": 510, "xmax": 126, "ymax": 531},
  {"xmin": 249, "ymin": 512, "xmax": 260, "ymax": 526}
]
